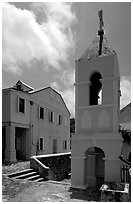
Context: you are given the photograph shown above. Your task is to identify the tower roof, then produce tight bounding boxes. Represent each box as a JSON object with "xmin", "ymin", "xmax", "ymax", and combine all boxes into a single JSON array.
[{"xmin": 79, "ymin": 35, "xmax": 116, "ymax": 60}]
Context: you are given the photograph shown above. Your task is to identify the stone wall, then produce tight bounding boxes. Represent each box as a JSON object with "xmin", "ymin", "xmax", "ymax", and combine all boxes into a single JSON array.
[
  {"xmin": 100, "ymin": 182, "xmax": 130, "ymax": 202},
  {"xmin": 30, "ymin": 152, "xmax": 71, "ymax": 181}
]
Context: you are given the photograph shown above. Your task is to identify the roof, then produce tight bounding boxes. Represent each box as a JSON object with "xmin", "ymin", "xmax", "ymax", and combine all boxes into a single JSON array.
[
  {"xmin": 30, "ymin": 86, "xmax": 70, "ymax": 116},
  {"xmin": 29, "ymin": 86, "xmax": 49, "ymax": 94},
  {"xmin": 120, "ymin": 103, "xmax": 131, "ymax": 114},
  {"xmin": 2, "ymin": 80, "xmax": 34, "ymax": 92},
  {"xmin": 79, "ymin": 35, "xmax": 116, "ymax": 60},
  {"xmin": 14, "ymin": 80, "xmax": 34, "ymax": 91},
  {"xmin": 120, "ymin": 103, "xmax": 131, "ymax": 130},
  {"xmin": 2, "ymin": 81, "xmax": 70, "ymax": 115}
]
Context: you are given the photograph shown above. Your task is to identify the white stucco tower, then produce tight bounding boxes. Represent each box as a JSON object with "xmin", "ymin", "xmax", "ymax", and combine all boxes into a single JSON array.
[{"xmin": 71, "ymin": 11, "xmax": 122, "ymax": 189}]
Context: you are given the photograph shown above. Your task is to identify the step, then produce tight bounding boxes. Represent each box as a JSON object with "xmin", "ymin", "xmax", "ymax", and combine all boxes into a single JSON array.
[
  {"xmin": 13, "ymin": 171, "xmax": 37, "ymax": 179},
  {"xmin": 7, "ymin": 169, "xmax": 34, "ymax": 178},
  {"xmin": 33, "ymin": 177, "xmax": 45, "ymax": 182},
  {"xmin": 6, "ymin": 168, "xmax": 45, "ymax": 182},
  {"xmin": 26, "ymin": 174, "xmax": 41, "ymax": 181}
]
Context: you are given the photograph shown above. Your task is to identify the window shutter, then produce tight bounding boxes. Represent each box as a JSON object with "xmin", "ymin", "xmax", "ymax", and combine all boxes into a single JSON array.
[
  {"xmin": 24, "ymin": 99, "xmax": 26, "ymax": 113},
  {"xmin": 39, "ymin": 138, "xmax": 44, "ymax": 151},
  {"xmin": 49, "ymin": 111, "xmax": 54, "ymax": 123},
  {"xmin": 38, "ymin": 107, "xmax": 40, "ymax": 119},
  {"xmin": 63, "ymin": 141, "xmax": 65, "ymax": 149},
  {"xmin": 57, "ymin": 114, "xmax": 59, "ymax": 124},
  {"xmin": 59, "ymin": 115, "xmax": 62, "ymax": 125},
  {"xmin": 39, "ymin": 107, "xmax": 44, "ymax": 119},
  {"xmin": 63, "ymin": 140, "xmax": 67, "ymax": 150},
  {"xmin": 52, "ymin": 111, "xmax": 54, "ymax": 123},
  {"xmin": 44, "ymin": 108, "xmax": 45, "ymax": 119},
  {"xmin": 17, "ymin": 97, "xmax": 25, "ymax": 113}
]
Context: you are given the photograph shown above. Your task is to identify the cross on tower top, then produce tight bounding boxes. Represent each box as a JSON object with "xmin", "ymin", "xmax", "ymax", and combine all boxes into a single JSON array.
[
  {"xmin": 98, "ymin": 10, "xmax": 104, "ymax": 55},
  {"xmin": 98, "ymin": 9, "xmax": 104, "ymax": 31}
]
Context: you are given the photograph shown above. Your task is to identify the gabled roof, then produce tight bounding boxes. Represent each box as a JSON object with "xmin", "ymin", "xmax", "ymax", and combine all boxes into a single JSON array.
[
  {"xmin": 120, "ymin": 103, "xmax": 131, "ymax": 130},
  {"xmin": 120, "ymin": 103, "xmax": 131, "ymax": 114},
  {"xmin": 30, "ymin": 86, "xmax": 70, "ymax": 116},
  {"xmin": 3, "ymin": 81, "xmax": 70, "ymax": 115},
  {"xmin": 29, "ymin": 86, "xmax": 49, "ymax": 94},
  {"xmin": 79, "ymin": 35, "xmax": 116, "ymax": 60},
  {"xmin": 13, "ymin": 80, "xmax": 34, "ymax": 92}
]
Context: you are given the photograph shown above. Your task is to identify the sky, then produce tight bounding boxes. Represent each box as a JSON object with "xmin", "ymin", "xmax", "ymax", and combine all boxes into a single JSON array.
[{"xmin": 2, "ymin": 2, "xmax": 131, "ymax": 117}]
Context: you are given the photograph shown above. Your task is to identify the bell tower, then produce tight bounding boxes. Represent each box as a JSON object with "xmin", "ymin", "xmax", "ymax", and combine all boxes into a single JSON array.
[{"xmin": 71, "ymin": 10, "xmax": 122, "ymax": 189}]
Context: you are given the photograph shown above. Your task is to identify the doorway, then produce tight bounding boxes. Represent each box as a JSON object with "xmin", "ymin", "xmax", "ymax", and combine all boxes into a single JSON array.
[
  {"xmin": 2, "ymin": 126, "xmax": 6, "ymax": 161},
  {"xmin": 53, "ymin": 139, "xmax": 57, "ymax": 153},
  {"xmin": 85, "ymin": 147, "xmax": 105, "ymax": 187},
  {"xmin": 15, "ymin": 127, "xmax": 29, "ymax": 160}
]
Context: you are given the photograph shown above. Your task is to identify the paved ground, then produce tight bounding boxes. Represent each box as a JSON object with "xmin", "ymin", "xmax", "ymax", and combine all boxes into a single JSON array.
[
  {"xmin": 3, "ymin": 179, "xmax": 100, "ymax": 202},
  {"xmin": 2, "ymin": 161, "xmax": 100, "ymax": 202}
]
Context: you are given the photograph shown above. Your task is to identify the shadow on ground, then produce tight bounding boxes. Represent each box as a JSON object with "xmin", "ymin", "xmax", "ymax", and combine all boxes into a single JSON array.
[{"xmin": 68, "ymin": 186, "xmax": 101, "ymax": 201}]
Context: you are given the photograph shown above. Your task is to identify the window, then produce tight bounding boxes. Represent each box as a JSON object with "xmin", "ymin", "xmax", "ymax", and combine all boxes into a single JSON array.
[
  {"xmin": 39, "ymin": 107, "xmax": 44, "ymax": 119},
  {"xmin": 50, "ymin": 111, "xmax": 54, "ymax": 123},
  {"xmin": 18, "ymin": 97, "xmax": 25, "ymax": 113},
  {"xmin": 53, "ymin": 139, "xmax": 57, "ymax": 153},
  {"xmin": 57, "ymin": 114, "xmax": 62, "ymax": 125},
  {"xmin": 17, "ymin": 84, "xmax": 22, "ymax": 91},
  {"xmin": 39, "ymin": 138, "xmax": 44, "ymax": 151},
  {"xmin": 89, "ymin": 72, "xmax": 102, "ymax": 105},
  {"xmin": 63, "ymin": 140, "xmax": 68, "ymax": 150}
]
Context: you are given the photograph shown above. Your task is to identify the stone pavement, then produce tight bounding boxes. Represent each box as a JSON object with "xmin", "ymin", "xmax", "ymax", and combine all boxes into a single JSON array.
[{"xmin": 6, "ymin": 180, "xmax": 100, "ymax": 202}]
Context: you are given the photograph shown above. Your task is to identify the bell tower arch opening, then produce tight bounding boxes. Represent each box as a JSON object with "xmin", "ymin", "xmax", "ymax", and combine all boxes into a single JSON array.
[{"xmin": 89, "ymin": 72, "xmax": 102, "ymax": 105}]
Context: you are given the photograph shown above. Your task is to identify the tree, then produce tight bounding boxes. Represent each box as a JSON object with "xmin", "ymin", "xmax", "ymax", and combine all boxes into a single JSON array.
[
  {"xmin": 70, "ymin": 118, "xmax": 75, "ymax": 134},
  {"xmin": 119, "ymin": 127, "xmax": 131, "ymax": 145}
]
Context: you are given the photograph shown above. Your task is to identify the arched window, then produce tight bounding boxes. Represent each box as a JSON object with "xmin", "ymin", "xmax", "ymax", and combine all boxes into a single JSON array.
[{"xmin": 89, "ymin": 72, "xmax": 102, "ymax": 105}]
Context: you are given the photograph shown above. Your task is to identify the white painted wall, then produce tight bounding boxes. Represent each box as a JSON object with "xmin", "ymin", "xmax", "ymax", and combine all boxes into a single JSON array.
[
  {"xmin": 2, "ymin": 86, "xmax": 70, "ymax": 162},
  {"xmin": 72, "ymin": 53, "xmax": 122, "ymax": 189}
]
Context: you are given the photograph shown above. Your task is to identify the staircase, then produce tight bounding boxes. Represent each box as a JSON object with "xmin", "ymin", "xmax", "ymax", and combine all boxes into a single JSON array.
[{"xmin": 6, "ymin": 169, "xmax": 45, "ymax": 182}]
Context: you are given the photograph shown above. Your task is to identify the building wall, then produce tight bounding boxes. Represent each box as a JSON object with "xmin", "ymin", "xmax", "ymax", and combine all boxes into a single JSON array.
[
  {"xmin": 75, "ymin": 54, "xmax": 120, "ymax": 134},
  {"xmin": 31, "ymin": 88, "xmax": 69, "ymax": 115},
  {"xmin": 119, "ymin": 103, "xmax": 131, "ymax": 165},
  {"xmin": 2, "ymin": 90, "xmax": 11, "ymax": 122},
  {"xmin": 2, "ymin": 86, "xmax": 70, "ymax": 162},
  {"xmin": 10, "ymin": 90, "xmax": 31, "ymax": 126},
  {"xmin": 30, "ymin": 88, "xmax": 70, "ymax": 156},
  {"xmin": 120, "ymin": 103, "xmax": 131, "ymax": 123},
  {"xmin": 120, "ymin": 103, "xmax": 131, "ymax": 130},
  {"xmin": 72, "ymin": 53, "xmax": 122, "ymax": 189}
]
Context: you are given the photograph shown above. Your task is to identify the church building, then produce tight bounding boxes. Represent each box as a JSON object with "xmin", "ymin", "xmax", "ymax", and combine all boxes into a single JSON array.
[{"xmin": 2, "ymin": 80, "xmax": 70, "ymax": 162}]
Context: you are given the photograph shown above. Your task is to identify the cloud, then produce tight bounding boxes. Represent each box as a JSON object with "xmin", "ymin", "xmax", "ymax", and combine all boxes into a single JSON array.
[
  {"xmin": 50, "ymin": 81, "xmax": 75, "ymax": 117},
  {"xmin": 50, "ymin": 81, "xmax": 60, "ymax": 91},
  {"xmin": 51, "ymin": 75, "xmax": 131, "ymax": 117},
  {"xmin": 120, "ymin": 76, "xmax": 131, "ymax": 109},
  {"xmin": 55, "ymin": 68, "xmax": 75, "ymax": 87},
  {"xmin": 50, "ymin": 71, "xmax": 75, "ymax": 117},
  {"xmin": 61, "ymin": 88, "xmax": 75, "ymax": 117},
  {"xmin": 2, "ymin": 2, "xmax": 76, "ymax": 74},
  {"xmin": 51, "ymin": 66, "xmax": 75, "ymax": 116}
]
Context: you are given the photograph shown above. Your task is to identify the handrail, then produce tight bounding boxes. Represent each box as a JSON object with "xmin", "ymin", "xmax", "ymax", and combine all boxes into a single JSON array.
[
  {"xmin": 32, "ymin": 157, "xmax": 50, "ymax": 170},
  {"xmin": 31, "ymin": 152, "xmax": 71, "ymax": 159}
]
